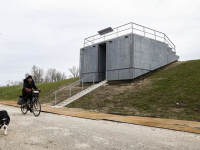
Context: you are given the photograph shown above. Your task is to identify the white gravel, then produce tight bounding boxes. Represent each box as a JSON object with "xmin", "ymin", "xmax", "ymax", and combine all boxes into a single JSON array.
[{"xmin": 0, "ymin": 104, "xmax": 200, "ymax": 150}]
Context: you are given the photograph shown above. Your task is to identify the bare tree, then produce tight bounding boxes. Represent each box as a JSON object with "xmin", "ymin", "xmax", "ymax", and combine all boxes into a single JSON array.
[
  {"xmin": 69, "ymin": 66, "xmax": 79, "ymax": 78},
  {"xmin": 61, "ymin": 72, "xmax": 66, "ymax": 80},
  {"xmin": 46, "ymin": 69, "xmax": 57, "ymax": 82},
  {"xmin": 44, "ymin": 75, "xmax": 50, "ymax": 82},
  {"xmin": 37, "ymin": 68, "xmax": 44, "ymax": 83},
  {"xmin": 31, "ymin": 65, "xmax": 44, "ymax": 83},
  {"xmin": 55, "ymin": 71, "xmax": 62, "ymax": 81},
  {"xmin": 22, "ymin": 66, "xmax": 67, "ymax": 83},
  {"xmin": 32, "ymin": 65, "xmax": 38, "ymax": 82}
]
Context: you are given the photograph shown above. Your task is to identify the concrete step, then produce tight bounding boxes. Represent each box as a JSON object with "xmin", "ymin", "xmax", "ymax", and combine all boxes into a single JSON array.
[{"xmin": 57, "ymin": 80, "xmax": 108, "ymax": 106}]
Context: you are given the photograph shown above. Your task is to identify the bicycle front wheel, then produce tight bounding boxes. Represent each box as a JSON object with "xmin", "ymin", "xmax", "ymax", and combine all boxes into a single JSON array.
[
  {"xmin": 32, "ymin": 99, "xmax": 41, "ymax": 117},
  {"xmin": 21, "ymin": 103, "xmax": 28, "ymax": 114}
]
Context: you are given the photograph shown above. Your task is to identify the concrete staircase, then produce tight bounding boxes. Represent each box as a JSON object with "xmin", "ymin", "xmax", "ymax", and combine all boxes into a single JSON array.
[{"xmin": 57, "ymin": 80, "xmax": 107, "ymax": 107}]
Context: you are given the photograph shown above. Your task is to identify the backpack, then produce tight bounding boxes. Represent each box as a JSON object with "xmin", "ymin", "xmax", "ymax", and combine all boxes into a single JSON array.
[{"xmin": 17, "ymin": 96, "xmax": 23, "ymax": 105}]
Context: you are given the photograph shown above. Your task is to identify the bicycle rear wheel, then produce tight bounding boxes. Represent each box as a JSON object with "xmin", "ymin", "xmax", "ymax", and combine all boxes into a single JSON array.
[
  {"xmin": 32, "ymin": 99, "xmax": 41, "ymax": 117},
  {"xmin": 21, "ymin": 103, "xmax": 28, "ymax": 114}
]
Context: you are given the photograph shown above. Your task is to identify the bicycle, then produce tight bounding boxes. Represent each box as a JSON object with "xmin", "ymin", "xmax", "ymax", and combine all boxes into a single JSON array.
[{"xmin": 21, "ymin": 90, "xmax": 41, "ymax": 117}]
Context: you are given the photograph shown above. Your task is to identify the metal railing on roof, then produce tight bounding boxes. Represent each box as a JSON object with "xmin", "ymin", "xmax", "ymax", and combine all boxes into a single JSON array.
[{"xmin": 84, "ymin": 22, "xmax": 176, "ymax": 52}]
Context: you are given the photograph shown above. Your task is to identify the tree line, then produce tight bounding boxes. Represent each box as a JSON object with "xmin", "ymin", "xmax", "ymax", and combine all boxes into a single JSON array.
[
  {"xmin": 28, "ymin": 65, "xmax": 67, "ymax": 83},
  {"xmin": 5, "ymin": 65, "xmax": 79, "ymax": 86}
]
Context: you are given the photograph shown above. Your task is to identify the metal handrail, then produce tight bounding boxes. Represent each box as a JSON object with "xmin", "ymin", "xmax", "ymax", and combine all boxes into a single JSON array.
[
  {"xmin": 84, "ymin": 22, "xmax": 176, "ymax": 52},
  {"xmin": 53, "ymin": 75, "xmax": 94, "ymax": 106}
]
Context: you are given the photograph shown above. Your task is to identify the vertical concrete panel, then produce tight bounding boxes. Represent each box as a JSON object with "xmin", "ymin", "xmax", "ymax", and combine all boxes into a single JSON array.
[
  {"xmin": 159, "ymin": 43, "xmax": 168, "ymax": 66},
  {"xmin": 80, "ymin": 49, "xmax": 84, "ymax": 74},
  {"xmin": 134, "ymin": 35, "xmax": 143, "ymax": 45},
  {"xmin": 119, "ymin": 35, "xmax": 131, "ymax": 69},
  {"xmin": 151, "ymin": 40, "xmax": 160, "ymax": 62},
  {"xmin": 80, "ymin": 45, "xmax": 100, "ymax": 82},
  {"xmin": 133, "ymin": 34, "xmax": 144, "ymax": 74},
  {"xmin": 107, "ymin": 38, "xmax": 120, "ymax": 70},
  {"xmin": 167, "ymin": 48, "xmax": 173, "ymax": 63},
  {"xmin": 172, "ymin": 52, "xmax": 177, "ymax": 62},
  {"xmin": 142, "ymin": 39, "xmax": 151, "ymax": 70},
  {"xmin": 91, "ymin": 46, "xmax": 98, "ymax": 72},
  {"xmin": 150, "ymin": 40, "xmax": 161, "ymax": 70},
  {"xmin": 133, "ymin": 35, "xmax": 152, "ymax": 71},
  {"xmin": 134, "ymin": 52, "xmax": 143, "ymax": 69},
  {"xmin": 83, "ymin": 55, "xmax": 89, "ymax": 73},
  {"xmin": 134, "ymin": 51, "xmax": 143, "ymax": 63}
]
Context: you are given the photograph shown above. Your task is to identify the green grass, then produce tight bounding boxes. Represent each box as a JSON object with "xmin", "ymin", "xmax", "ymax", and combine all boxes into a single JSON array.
[
  {"xmin": 67, "ymin": 60, "xmax": 200, "ymax": 121},
  {"xmin": 0, "ymin": 77, "xmax": 79, "ymax": 103},
  {"xmin": 1, "ymin": 60, "xmax": 200, "ymax": 121}
]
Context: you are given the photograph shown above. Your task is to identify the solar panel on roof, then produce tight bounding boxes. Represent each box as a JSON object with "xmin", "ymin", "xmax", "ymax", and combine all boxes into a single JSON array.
[{"xmin": 98, "ymin": 27, "xmax": 113, "ymax": 35}]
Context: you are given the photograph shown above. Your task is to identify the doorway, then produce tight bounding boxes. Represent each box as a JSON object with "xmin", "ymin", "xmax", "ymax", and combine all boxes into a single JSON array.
[{"xmin": 98, "ymin": 43, "xmax": 106, "ymax": 80}]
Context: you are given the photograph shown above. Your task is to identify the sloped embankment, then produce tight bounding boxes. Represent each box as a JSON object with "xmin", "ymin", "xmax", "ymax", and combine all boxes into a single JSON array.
[
  {"xmin": 67, "ymin": 60, "xmax": 200, "ymax": 121},
  {"xmin": 0, "ymin": 77, "xmax": 79, "ymax": 104}
]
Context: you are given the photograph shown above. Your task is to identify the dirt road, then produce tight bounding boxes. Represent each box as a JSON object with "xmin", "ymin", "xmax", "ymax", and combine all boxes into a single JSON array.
[{"xmin": 0, "ymin": 104, "xmax": 199, "ymax": 150}]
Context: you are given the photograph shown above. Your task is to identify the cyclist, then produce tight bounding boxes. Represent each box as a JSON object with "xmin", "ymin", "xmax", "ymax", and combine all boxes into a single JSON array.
[{"xmin": 22, "ymin": 75, "xmax": 40, "ymax": 112}]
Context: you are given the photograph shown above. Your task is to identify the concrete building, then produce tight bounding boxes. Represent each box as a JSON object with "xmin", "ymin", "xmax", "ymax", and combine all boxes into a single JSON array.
[{"xmin": 79, "ymin": 22, "xmax": 179, "ymax": 82}]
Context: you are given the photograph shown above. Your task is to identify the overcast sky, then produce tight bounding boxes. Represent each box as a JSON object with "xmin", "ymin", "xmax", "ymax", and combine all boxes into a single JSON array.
[{"xmin": 0, "ymin": 0, "xmax": 200, "ymax": 86}]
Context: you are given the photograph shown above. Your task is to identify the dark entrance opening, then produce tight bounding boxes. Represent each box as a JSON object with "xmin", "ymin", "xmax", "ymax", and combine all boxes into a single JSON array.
[{"xmin": 98, "ymin": 43, "xmax": 106, "ymax": 80}]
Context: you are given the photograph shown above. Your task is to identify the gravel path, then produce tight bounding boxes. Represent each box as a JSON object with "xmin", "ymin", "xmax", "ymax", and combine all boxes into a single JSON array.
[{"xmin": 0, "ymin": 104, "xmax": 200, "ymax": 150}]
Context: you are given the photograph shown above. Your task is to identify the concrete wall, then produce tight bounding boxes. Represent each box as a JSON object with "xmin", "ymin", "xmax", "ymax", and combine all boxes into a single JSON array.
[
  {"xmin": 79, "ymin": 46, "xmax": 99, "ymax": 82},
  {"xmin": 80, "ymin": 33, "xmax": 179, "ymax": 82},
  {"xmin": 80, "ymin": 45, "xmax": 106, "ymax": 82}
]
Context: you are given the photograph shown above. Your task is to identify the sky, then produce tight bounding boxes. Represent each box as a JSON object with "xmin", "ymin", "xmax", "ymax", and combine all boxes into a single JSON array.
[{"xmin": 0, "ymin": 0, "xmax": 200, "ymax": 86}]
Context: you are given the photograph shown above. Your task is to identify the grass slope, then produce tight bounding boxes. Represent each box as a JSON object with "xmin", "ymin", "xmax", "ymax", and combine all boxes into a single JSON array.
[
  {"xmin": 0, "ymin": 77, "xmax": 78, "ymax": 103},
  {"xmin": 67, "ymin": 60, "xmax": 200, "ymax": 121}
]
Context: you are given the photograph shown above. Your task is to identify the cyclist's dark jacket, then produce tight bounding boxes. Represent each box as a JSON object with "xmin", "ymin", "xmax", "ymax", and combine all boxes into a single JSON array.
[{"xmin": 22, "ymin": 77, "xmax": 38, "ymax": 94}]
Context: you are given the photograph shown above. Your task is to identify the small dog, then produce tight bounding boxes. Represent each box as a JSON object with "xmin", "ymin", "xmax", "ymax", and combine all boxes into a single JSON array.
[{"xmin": 0, "ymin": 110, "xmax": 10, "ymax": 135}]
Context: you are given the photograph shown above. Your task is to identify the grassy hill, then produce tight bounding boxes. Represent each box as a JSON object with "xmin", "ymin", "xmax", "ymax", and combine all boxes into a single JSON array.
[
  {"xmin": 1, "ymin": 60, "xmax": 200, "ymax": 121},
  {"xmin": 0, "ymin": 77, "xmax": 79, "ymax": 104},
  {"xmin": 67, "ymin": 60, "xmax": 200, "ymax": 121}
]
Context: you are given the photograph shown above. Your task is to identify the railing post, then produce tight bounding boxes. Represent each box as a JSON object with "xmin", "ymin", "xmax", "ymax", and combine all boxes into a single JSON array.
[
  {"xmin": 154, "ymin": 31, "xmax": 156, "ymax": 40},
  {"xmin": 70, "ymin": 85, "xmax": 71, "ymax": 97},
  {"xmin": 93, "ymin": 36, "xmax": 94, "ymax": 44},
  {"xmin": 132, "ymin": 23, "xmax": 133, "ymax": 34},
  {"xmin": 116, "ymin": 28, "xmax": 118, "ymax": 37},
  {"xmin": 164, "ymin": 35, "xmax": 166, "ymax": 43},
  {"xmin": 143, "ymin": 27, "xmax": 145, "ymax": 36},
  {"xmin": 55, "ymin": 92, "xmax": 57, "ymax": 106},
  {"xmin": 93, "ymin": 75, "xmax": 94, "ymax": 85},
  {"xmin": 82, "ymin": 80, "xmax": 83, "ymax": 91}
]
